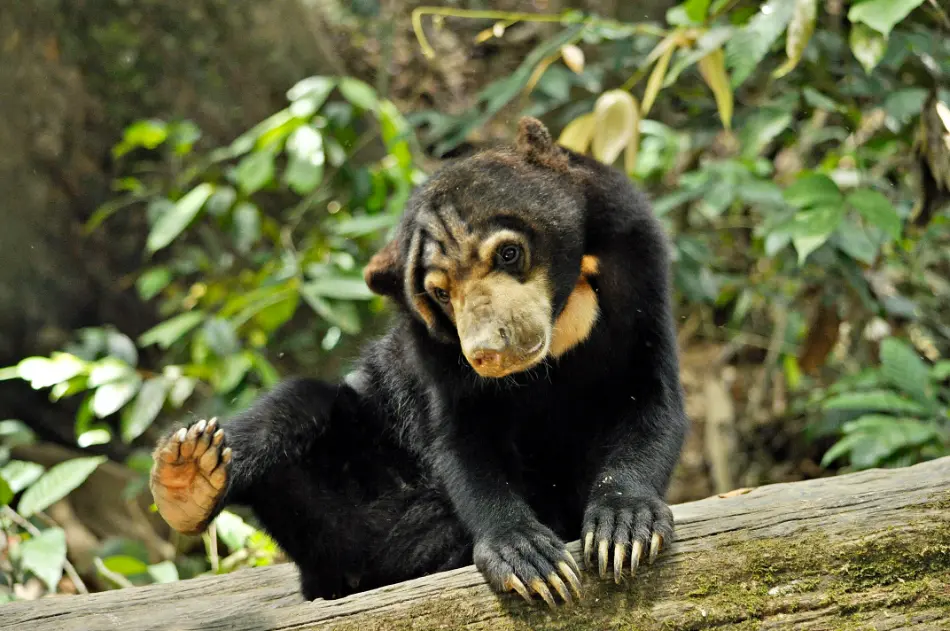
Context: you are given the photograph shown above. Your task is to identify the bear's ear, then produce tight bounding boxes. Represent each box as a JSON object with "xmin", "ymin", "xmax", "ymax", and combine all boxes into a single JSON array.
[
  {"xmin": 363, "ymin": 238, "xmax": 404, "ymax": 299},
  {"xmin": 515, "ymin": 116, "xmax": 569, "ymax": 171}
]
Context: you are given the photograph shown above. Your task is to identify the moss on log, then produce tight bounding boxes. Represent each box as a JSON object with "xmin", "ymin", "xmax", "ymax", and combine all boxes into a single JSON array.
[{"xmin": 4, "ymin": 457, "xmax": 950, "ymax": 631}]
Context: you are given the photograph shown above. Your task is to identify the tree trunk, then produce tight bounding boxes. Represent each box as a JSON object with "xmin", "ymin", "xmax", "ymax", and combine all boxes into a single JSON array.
[{"xmin": 4, "ymin": 456, "xmax": 949, "ymax": 631}]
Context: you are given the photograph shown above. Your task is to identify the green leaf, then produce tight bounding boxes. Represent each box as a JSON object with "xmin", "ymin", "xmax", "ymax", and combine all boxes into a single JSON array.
[
  {"xmin": 933, "ymin": 361, "xmax": 950, "ymax": 381},
  {"xmin": 147, "ymin": 183, "xmax": 214, "ymax": 253},
  {"xmin": 302, "ymin": 277, "xmax": 375, "ymax": 301},
  {"xmin": 725, "ymin": 0, "xmax": 796, "ymax": 89},
  {"xmin": 338, "ymin": 77, "xmax": 378, "ymax": 111},
  {"xmin": 16, "ymin": 353, "xmax": 87, "ymax": 390},
  {"xmin": 833, "ymin": 219, "xmax": 879, "ymax": 264},
  {"xmin": 843, "ymin": 415, "xmax": 942, "ymax": 458},
  {"xmin": 847, "ymin": 0, "xmax": 926, "ymax": 36},
  {"xmin": 147, "ymin": 560, "xmax": 180, "ymax": 584},
  {"xmin": 286, "ymin": 76, "xmax": 337, "ymax": 107},
  {"xmin": 849, "ymin": 22, "xmax": 888, "ymax": 73},
  {"xmin": 773, "ymin": 0, "xmax": 817, "ymax": 78},
  {"xmin": 822, "ymin": 390, "xmax": 929, "ymax": 416},
  {"xmin": 231, "ymin": 202, "xmax": 261, "ymax": 253},
  {"xmin": 792, "ymin": 205, "xmax": 845, "ymax": 264},
  {"xmin": 331, "ymin": 213, "xmax": 398, "ymax": 238},
  {"xmin": 18, "ymin": 456, "xmax": 107, "ymax": 517},
  {"xmin": 739, "ymin": 108, "xmax": 793, "ymax": 159},
  {"xmin": 201, "ymin": 318, "xmax": 240, "ymax": 356},
  {"xmin": 136, "ymin": 267, "xmax": 172, "ymax": 301},
  {"xmin": 121, "ymin": 377, "xmax": 170, "ymax": 443},
  {"xmin": 216, "ymin": 353, "xmax": 253, "ymax": 393},
  {"xmin": 234, "ymin": 152, "xmax": 275, "ymax": 196},
  {"xmin": 113, "ymin": 119, "xmax": 168, "ymax": 158},
  {"xmin": 880, "ymin": 338, "xmax": 933, "ymax": 404},
  {"xmin": 284, "ymin": 156, "xmax": 324, "ymax": 196},
  {"xmin": 846, "ymin": 189, "xmax": 901, "ymax": 240},
  {"xmin": 214, "ymin": 510, "xmax": 257, "ymax": 550},
  {"xmin": 0, "ymin": 460, "xmax": 46, "ymax": 493},
  {"xmin": 301, "ymin": 292, "xmax": 361, "ymax": 335},
  {"xmin": 167, "ymin": 376, "xmax": 197, "ymax": 408},
  {"xmin": 0, "ymin": 419, "xmax": 36, "ymax": 446},
  {"xmin": 88, "ymin": 357, "xmax": 135, "ymax": 388},
  {"xmin": 684, "ymin": 0, "xmax": 711, "ymax": 22},
  {"xmin": 102, "ymin": 554, "xmax": 149, "ymax": 576},
  {"xmin": 783, "ymin": 173, "xmax": 843, "ymax": 208},
  {"xmin": 92, "ymin": 375, "xmax": 141, "ymax": 418},
  {"xmin": 884, "ymin": 88, "xmax": 930, "ymax": 128},
  {"xmin": 19, "ymin": 527, "xmax": 67, "ymax": 591},
  {"xmin": 205, "ymin": 186, "xmax": 237, "ymax": 217},
  {"xmin": 0, "ymin": 475, "xmax": 12, "ymax": 507},
  {"xmin": 138, "ymin": 312, "xmax": 205, "ymax": 349}
]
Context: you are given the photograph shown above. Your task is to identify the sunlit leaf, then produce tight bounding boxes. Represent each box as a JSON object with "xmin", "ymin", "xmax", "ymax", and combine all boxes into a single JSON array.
[
  {"xmin": 338, "ymin": 77, "xmax": 378, "ymax": 111},
  {"xmin": 88, "ymin": 358, "xmax": 135, "ymax": 388},
  {"xmin": 557, "ymin": 112, "xmax": 597, "ymax": 154},
  {"xmin": 880, "ymin": 337, "xmax": 932, "ymax": 404},
  {"xmin": 591, "ymin": 90, "xmax": 639, "ymax": 165},
  {"xmin": 216, "ymin": 353, "xmax": 253, "ymax": 393},
  {"xmin": 331, "ymin": 214, "xmax": 398, "ymax": 238},
  {"xmin": 18, "ymin": 456, "xmax": 107, "ymax": 517},
  {"xmin": 16, "ymin": 353, "xmax": 87, "ymax": 390},
  {"xmin": 641, "ymin": 41, "xmax": 676, "ymax": 118},
  {"xmin": 167, "ymin": 376, "xmax": 197, "ymax": 408},
  {"xmin": 147, "ymin": 561, "xmax": 179, "ymax": 584},
  {"xmin": 20, "ymin": 527, "xmax": 67, "ymax": 591},
  {"xmin": 231, "ymin": 202, "xmax": 262, "ymax": 253},
  {"xmin": 560, "ymin": 44, "xmax": 585, "ymax": 73},
  {"xmin": 136, "ymin": 267, "xmax": 172, "ymax": 301},
  {"xmin": 138, "ymin": 312, "xmax": 205, "ymax": 349},
  {"xmin": 0, "ymin": 475, "xmax": 12, "ymax": 507},
  {"xmin": 286, "ymin": 76, "xmax": 337, "ymax": 108},
  {"xmin": 847, "ymin": 0, "xmax": 926, "ymax": 36},
  {"xmin": 92, "ymin": 376, "xmax": 142, "ymax": 418},
  {"xmin": 791, "ymin": 205, "xmax": 845, "ymax": 264},
  {"xmin": 234, "ymin": 152, "xmax": 275, "ymax": 196},
  {"xmin": 822, "ymin": 390, "xmax": 929, "ymax": 415},
  {"xmin": 932, "ymin": 361, "xmax": 950, "ymax": 382},
  {"xmin": 697, "ymin": 48, "xmax": 733, "ymax": 129},
  {"xmin": 784, "ymin": 173, "xmax": 843, "ymax": 208},
  {"xmin": 113, "ymin": 119, "xmax": 168, "ymax": 159},
  {"xmin": 121, "ymin": 377, "xmax": 170, "ymax": 443},
  {"xmin": 849, "ymin": 22, "xmax": 888, "ymax": 74},
  {"xmin": 214, "ymin": 510, "xmax": 256, "ymax": 550},
  {"xmin": 302, "ymin": 277, "xmax": 375, "ymax": 301},
  {"xmin": 846, "ymin": 189, "xmax": 901, "ymax": 240},
  {"xmin": 725, "ymin": 0, "xmax": 796, "ymax": 88},
  {"xmin": 684, "ymin": 0, "xmax": 712, "ymax": 23},
  {"xmin": 773, "ymin": 0, "xmax": 817, "ymax": 78},
  {"xmin": 0, "ymin": 460, "xmax": 45, "ymax": 493},
  {"xmin": 147, "ymin": 183, "xmax": 214, "ymax": 253}
]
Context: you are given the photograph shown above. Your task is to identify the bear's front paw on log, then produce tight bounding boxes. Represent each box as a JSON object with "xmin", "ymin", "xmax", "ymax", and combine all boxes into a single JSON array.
[
  {"xmin": 149, "ymin": 418, "xmax": 231, "ymax": 535},
  {"xmin": 473, "ymin": 522, "xmax": 583, "ymax": 609},
  {"xmin": 582, "ymin": 492, "xmax": 674, "ymax": 584}
]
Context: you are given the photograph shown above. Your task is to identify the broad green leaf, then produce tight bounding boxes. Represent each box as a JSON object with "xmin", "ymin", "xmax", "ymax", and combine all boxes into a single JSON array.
[
  {"xmin": 286, "ymin": 76, "xmax": 337, "ymax": 108},
  {"xmin": 843, "ymin": 415, "xmax": 941, "ymax": 456},
  {"xmin": 377, "ymin": 99, "xmax": 415, "ymax": 170},
  {"xmin": 18, "ymin": 456, "xmax": 107, "ymax": 517},
  {"xmin": 202, "ymin": 318, "xmax": 240, "ymax": 356},
  {"xmin": 20, "ymin": 527, "xmax": 67, "ymax": 591},
  {"xmin": 214, "ymin": 510, "xmax": 257, "ymax": 550},
  {"xmin": 121, "ymin": 377, "xmax": 170, "ymax": 443},
  {"xmin": 250, "ymin": 292, "xmax": 299, "ymax": 333},
  {"xmin": 16, "ymin": 353, "xmax": 87, "ymax": 390},
  {"xmin": 725, "ymin": 0, "xmax": 796, "ymax": 88},
  {"xmin": 791, "ymin": 205, "xmax": 845, "ymax": 264},
  {"xmin": 138, "ymin": 312, "xmax": 205, "ymax": 349},
  {"xmin": 250, "ymin": 353, "xmax": 282, "ymax": 388},
  {"xmin": 880, "ymin": 338, "xmax": 932, "ymax": 404},
  {"xmin": 849, "ymin": 22, "xmax": 888, "ymax": 73},
  {"xmin": 284, "ymin": 156, "xmax": 324, "ymax": 196},
  {"xmin": 0, "ymin": 475, "xmax": 12, "ymax": 506},
  {"xmin": 147, "ymin": 560, "xmax": 180, "ymax": 584},
  {"xmin": 88, "ymin": 357, "xmax": 135, "ymax": 388},
  {"xmin": 106, "ymin": 331, "xmax": 139, "ymax": 368},
  {"xmin": 92, "ymin": 375, "xmax": 141, "ymax": 418},
  {"xmin": 167, "ymin": 376, "xmax": 197, "ymax": 408},
  {"xmin": 331, "ymin": 213, "xmax": 398, "ymax": 238},
  {"xmin": 136, "ymin": 267, "xmax": 172, "ymax": 301},
  {"xmin": 847, "ymin": 0, "xmax": 926, "ymax": 36},
  {"xmin": 884, "ymin": 88, "xmax": 930, "ymax": 128},
  {"xmin": 784, "ymin": 173, "xmax": 843, "ymax": 208},
  {"xmin": 302, "ymin": 277, "xmax": 375, "ymax": 301},
  {"xmin": 557, "ymin": 112, "xmax": 597, "ymax": 154},
  {"xmin": 846, "ymin": 189, "xmax": 901, "ymax": 240},
  {"xmin": 933, "ymin": 361, "xmax": 950, "ymax": 381},
  {"xmin": 147, "ymin": 183, "xmax": 214, "ymax": 253},
  {"xmin": 822, "ymin": 390, "xmax": 928, "ymax": 416},
  {"xmin": 77, "ymin": 428, "xmax": 112, "ymax": 448},
  {"xmin": 216, "ymin": 353, "xmax": 253, "ymax": 393},
  {"xmin": 234, "ymin": 152, "xmax": 275, "ymax": 196},
  {"xmin": 231, "ymin": 202, "xmax": 262, "ymax": 253},
  {"xmin": 102, "ymin": 554, "xmax": 149, "ymax": 576},
  {"xmin": 205, "ymin": 186, "xmax": 237, "ymax": 217},
  {"xmin": 641, "ymin": 40, "xmax": 676, "ymax": 118},
  {"xmin": 0, "ymin": 460, "xmax": 45, "ymax": 493},
  {"xmin": 113, "ymin": 120, "xmax": 168, "ymax": 158},
  {"xmin": 338, "ymin": 77, "xmax": 378, "ymax": 111},
  {"xmin": 664, "ymin": 26, "xmax": 734, "ymax": 87},
  {"xmin": 301, "ymin": 292, "xmax": 361, "ymax": 335},
  {"xmin": 591, "ymin": 90, "xmax": 639, "ymax": 165},
  {"xmin": 684, "ymin": 0, "xmax": 711, "ymax": 23},
  {"xmin": 773, "ymin": 0, "xmax": 817, "ymax": 78},
  {"xmin": 0, "ymin": 419, "xmax": 36, "ymax": 446},
  {"xmin": 697, "ymin": 48, "xmax": 733, "ymax": 129},
  {"xmin": 833, "ymin": 219, "xmax": 879, "ymax": 264}
]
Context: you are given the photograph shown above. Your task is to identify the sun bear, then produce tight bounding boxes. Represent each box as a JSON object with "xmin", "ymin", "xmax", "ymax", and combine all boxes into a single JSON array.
[{"xmin": 149, "ymin": 116, "xmax": 689, "ymax": 608}]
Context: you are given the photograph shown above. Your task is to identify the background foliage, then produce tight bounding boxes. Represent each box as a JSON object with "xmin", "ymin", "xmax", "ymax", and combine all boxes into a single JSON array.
[{"xmin": 1, "ymin": 0, "xmax": 948, "ymax": 602}]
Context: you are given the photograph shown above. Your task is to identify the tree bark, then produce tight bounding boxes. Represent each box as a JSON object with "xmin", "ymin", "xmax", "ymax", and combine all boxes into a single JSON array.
[{"xmin": 4, "ymin": 456, "xmax": 949, "ymax": 631}]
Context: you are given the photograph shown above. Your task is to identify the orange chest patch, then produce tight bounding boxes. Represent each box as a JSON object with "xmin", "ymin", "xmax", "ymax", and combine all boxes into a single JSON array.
[{"xmin": 549, "ymin": 255, "xmax": 600, "ymax": 358}]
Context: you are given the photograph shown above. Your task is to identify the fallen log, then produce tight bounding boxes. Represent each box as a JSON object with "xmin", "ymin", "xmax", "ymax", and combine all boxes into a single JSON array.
[{"xmin": 4, "ymin": 456, "xmax": 950, "ymax": 631}]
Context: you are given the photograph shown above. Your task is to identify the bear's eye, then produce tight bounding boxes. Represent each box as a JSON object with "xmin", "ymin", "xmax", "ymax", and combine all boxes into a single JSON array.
[
  {"xmin": 432, "ymin": 287, "xmax": 451, "ymax": 303},
  {"xmin": 496, "ymin": 244, "xmax": 523, "ymax": 268}
]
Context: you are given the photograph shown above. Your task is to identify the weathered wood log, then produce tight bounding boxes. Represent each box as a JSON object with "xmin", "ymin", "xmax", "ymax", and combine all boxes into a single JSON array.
[{"xmin": 4, "ymin": 456, "xmax": 950, "ymax": 631}]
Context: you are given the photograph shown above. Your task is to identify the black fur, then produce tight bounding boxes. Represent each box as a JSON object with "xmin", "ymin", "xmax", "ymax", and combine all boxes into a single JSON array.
[{"xmin": 189, "ymin": 127, "xmax": 689, "ymax": 601}]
